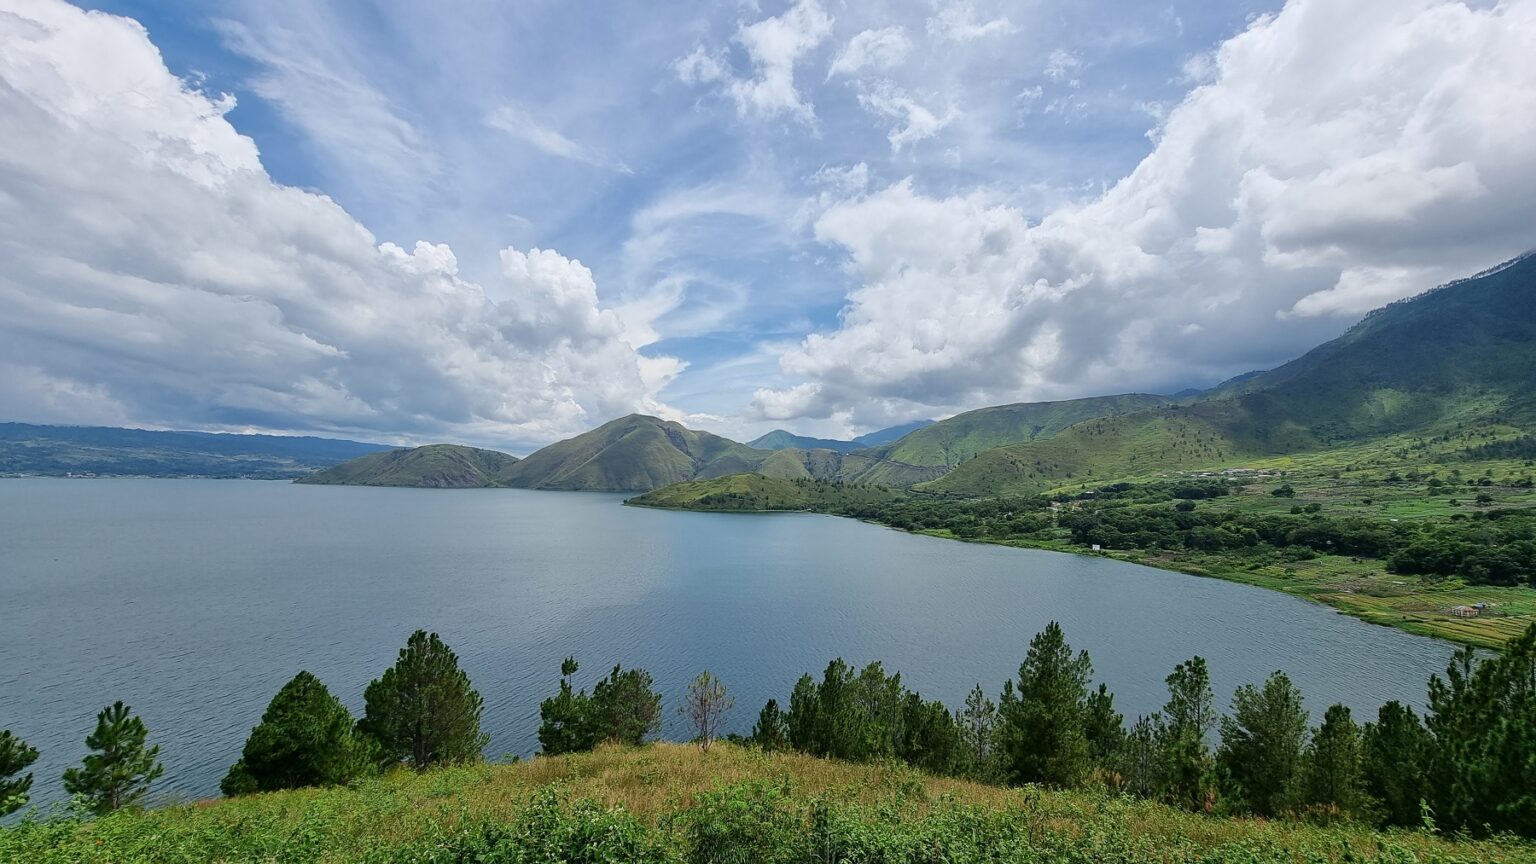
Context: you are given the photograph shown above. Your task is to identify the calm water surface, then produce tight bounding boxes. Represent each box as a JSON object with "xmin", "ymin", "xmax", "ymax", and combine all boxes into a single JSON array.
[{"xmin": 1, "ymin": 479, "xmax": 1457, "ymax": 808}]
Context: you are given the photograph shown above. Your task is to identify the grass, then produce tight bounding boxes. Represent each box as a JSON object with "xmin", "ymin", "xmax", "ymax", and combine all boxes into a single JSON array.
[{"xmin": 5, "ymin": 743, "xmax": 1532, "ymax": 863}]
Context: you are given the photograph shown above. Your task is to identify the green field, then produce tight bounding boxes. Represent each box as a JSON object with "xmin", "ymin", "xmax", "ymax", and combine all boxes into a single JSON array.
[{"xmin": 5, "ymin": 743, "xmax": 1529, "ymax": 863}]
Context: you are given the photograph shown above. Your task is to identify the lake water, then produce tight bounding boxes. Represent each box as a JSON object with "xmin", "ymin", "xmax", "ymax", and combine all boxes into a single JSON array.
[{"xmin": 1, "ymin": 479, "xmax": 1458, "ymax": 809}]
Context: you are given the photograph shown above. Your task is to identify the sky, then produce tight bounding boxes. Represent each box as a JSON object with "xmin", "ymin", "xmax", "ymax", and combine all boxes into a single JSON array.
[{"xmin": 2, "ymin": 0, "xmax": 1534, "ymax": 451}]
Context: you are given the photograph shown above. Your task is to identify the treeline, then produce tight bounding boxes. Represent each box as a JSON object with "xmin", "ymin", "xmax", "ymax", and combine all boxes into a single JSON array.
[
  {"xmin": 837, "ymin": 479, "xmax": 1536, "ymax": 587},
  {"xmin": 738, "ymin": 622, "xmax": 1536, "ymax": 837},
  {"xmin": 6, "ymin": 624, "xmax": 1535, "ymax": 840}
]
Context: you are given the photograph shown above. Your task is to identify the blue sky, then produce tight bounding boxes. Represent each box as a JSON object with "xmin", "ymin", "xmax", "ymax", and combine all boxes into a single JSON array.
[{"xmin": 4, "ymin": 0, "xmax": 1535, "ymax": 449}]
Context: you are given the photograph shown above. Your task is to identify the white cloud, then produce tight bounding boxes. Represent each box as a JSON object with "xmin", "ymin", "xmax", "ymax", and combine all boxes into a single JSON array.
[
  {"xmin": 926, "ymin": 1, "xmax": 1017, "ymax": 42},
  {"xmin": 856, "ymin": 82, "xmax": 959, "ymax": 153},
  {"xmin": 0, "ymin": 0, "xmax": 675, "ymax": 447},
  {"xmin": 757, "ymin": 0, "xmax": 1536, "ymax": 420},
  {"xmin": 485, "ymin": 105, "xmax": 631, "ymax": 173},
  {"xmin": 1043, "ymin": 48, "xmax": 1083, "ymax": 83},
  {"xmin": 828, "ymin": 26, "xmax": 911, "ymax": 78},
  {"xmin": 675, "ymin": 0, "xmax": 833, "ymax": 123}
]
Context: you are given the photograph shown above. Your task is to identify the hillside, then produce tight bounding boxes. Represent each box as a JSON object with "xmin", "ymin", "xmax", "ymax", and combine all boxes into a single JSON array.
[
  {"xmin": 0, "ymin": 422, "xmax": 388, "ymax": 479},
  {"xmin": 627, "ymin": 472, "xmax": 903, "ymax": 511},
  {"xmin": 500, "ymin": 414, "xmax": 766, "ymax": 492},
  {"xmin": 4, "ymin": 744, "xmax": 1525, "ymax": 863},
  {"xmin": 864, "ymin": 393, "xmax": 1171, "ymax": 468},
  {"xmin": 747, "ymin": 429, "xmax": 862, "ymax": 452},
  {"xmin": 925, "ymin": 254, "xmax": 1536, "ymax": 497},
  {"xmin": 296, "ymin": 444, "xmax": 520, "ymax": 488},
  {"xmin": 748, "ymin": 419, "xmax": 936, "ymax": 452},
  {"xmin": 754, "ymin": 446, "xmax": 947, "ymax": 487}
]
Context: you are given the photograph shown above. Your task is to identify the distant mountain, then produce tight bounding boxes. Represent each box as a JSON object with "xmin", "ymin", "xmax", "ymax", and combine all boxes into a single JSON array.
[
  {"xmin": 754, "ymin": 447, "xmax": 947, "ymax": 488},
  {"xmin": 924, "ymin": 252, "xmax": 1536, "ymax": 497},
  {"xmin": 748, "ymin": 429, "xmax": 863, "ymax": 453},
  {"xmin": 296, "ymin": 444, "xmax": 520, "ymax": 488},
  {"xmin": 500, "ymin": 414, "xmax": 766, "ymax": 492},
  {"xmin": 748, "ymin": 420, "xmax": 936, "ymax": 453},
  {"xmin": 851, "ymin": 420, "xmax": 935, "ymax": 447},
  {"xmin": 627, "ymin": 473, "xmax": 903, "ymax": 512},
  {"xmin": 0, "ymin": 422, "xmax": 388, "ymax": 478},
  {"xmin": 862, "ymin": 394, "xmax": 1171, "ymax": 469}
]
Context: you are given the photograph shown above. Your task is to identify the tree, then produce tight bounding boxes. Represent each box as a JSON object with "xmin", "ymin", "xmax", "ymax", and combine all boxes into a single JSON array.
[
  {"xmin": 358, "ymin": 630, "xmax": 487, "ymax": 770},
  {"xmin": 957, "ymin": 684, "xmax": 998, "ymax": 780},
  {"xmin": 998, "ymin": 621, "xmax": 1094, "ymax": 787},
  {"xmin": 1, "ymin": 730, "xmax": 39, "ymax": 816},
  {"xmin": 1424, "ymin": 625, "xmax": 1536, "ymax": 836},
  {"xmin": 538, "ymin": 657, "xmax": 597, "ymax": 755},
  {"xmin": 785, "ymin": 674, "xmax": 819, "ymax": 752},
  {"xmin": 680, "ymin": 670, "xmax": 733, "ymax": 752},
  {"xmin": 1217, "ymin": 671, "xmax": 1308, "ymax": 817},
  {"xmin": 1084, "ymin": 683, "xmax": 1125, "ymax": 772},
  {"xmin": 1120, "ymin": 714, "xmax": 1161, "ymax": 799},
  {"xmin": 1362, "ymin": 700, "xmax": 1431, "ymax": 828},
  {"xmin": 221, "ymin": 671, "xmax": 371, "ymax": 796},
  {"xmin": 589, "ymin": 664, "xmax": 662, "ymax": 745},
  {"xmin": 750, "ymin": 699, "xmax": 788, "ymax": 751},
  {"xmin": 61, "ymin": 701, "xmax": 164, "ymax": 814},
  {"xmin": 1298, "ymin": 703, "xmax": 1368, "ymax": 820},
  {"xmin": 1158, "ymin": 656, "xmax": 1217, "ymax": 811}
]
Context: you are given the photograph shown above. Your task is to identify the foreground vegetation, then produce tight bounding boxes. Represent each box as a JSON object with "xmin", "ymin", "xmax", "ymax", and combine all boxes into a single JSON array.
[{"xmin": 5, "ymin": 743, "xmax": 1533, "ymax": 863}]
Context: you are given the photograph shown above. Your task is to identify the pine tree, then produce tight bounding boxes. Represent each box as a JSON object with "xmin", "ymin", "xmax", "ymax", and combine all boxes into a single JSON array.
[
  {"xmin": 358, "ymin": 630, "xmax": 488, "ymax": 770},
  {"xmin": 679, "ymin": 670, "xmax": 732, "ymax": 752},
  {"xmin": 1299, "ymin": 703, "xmax": 1368, "ymax": 821},
  {"xmin": 1084, "ymin": 683, "xmax": 1125, "ymax": 771},
  {"xmin": 221, "ymin": 671, "xmax": 371, "ymax": 796},
  {"xmin": 1120, "ymin": 714, "xmax": 1161, "ymax": 799},
  {"xmin": 1217, "ymin": 670, "xmax": 1308, "ymax": 817},
  {"xmin": 589, "ymin": 664, "xmax": 662, "ymax": 745},
  {"xmin": 785, "ymin": 674, "xmax": 819, "ymax": 753},
  {"xmin": 998, "ymin": 621, "xmax": 1094, "ymax": 787},
  {"xmin": 61, "ymin": 702, "xmax": 164, "ymax": 814},
  {"xmin": 538, "ymin": 657, "xmax": 597, "ymax": 755},
  {"xmin": 1362, "ymin": 700, "xmax": 1431, "ymax": 827},
  {"xmin": 1157, "ymin": 656, "xmax": 1217, "ymax": 811},
  {"xmin": 750, "ymin": 699, "xmax": 789, "ymax": 751},
  {"xmin": 1, "ymin": 729, "xmax": 39, "ymax": 816},
  {"xmin": 958, "ymin": 684, "xmax": 998, "ymax": 780}
]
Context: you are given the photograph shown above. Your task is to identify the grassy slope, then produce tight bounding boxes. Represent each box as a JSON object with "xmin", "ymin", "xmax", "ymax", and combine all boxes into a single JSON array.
[
  {"xmin": 5, "ymin": 744, "xmax": 1528, "ymax": 863},
  {"xmin": 295, "ymin": 444, "xmax": 521, "ymax": 488},
  {"xmin": 628, "ymin": 472, "xmax": 903, "ymax": 511},
  {"xmin": 755, "ymin": 447, "xmax": 948, "ymax": 488},
  {"xmin": 866, "ymin": 393, "xmax": 1171, "ymax": 468}
]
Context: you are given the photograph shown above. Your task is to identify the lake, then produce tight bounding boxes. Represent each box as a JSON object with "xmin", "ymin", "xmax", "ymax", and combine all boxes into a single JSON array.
[{"xmin": 0, "ymin": 479, "xmax": 1458, "ymax": 809}]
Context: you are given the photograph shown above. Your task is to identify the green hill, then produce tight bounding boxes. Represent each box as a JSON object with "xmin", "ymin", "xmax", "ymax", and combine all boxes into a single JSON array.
[
  {"xmin": 4, "ymin": 744, "xmax": 1526, "ymax": 863},
  {"xmin": 863, "ymin": 393, "xmax": 1171, "ymax": 468},
  {"xmin": 296, "ymin": 444, "xmax": 520, "ymax": 488},
  {"xmin": 925, "ymin": 253, "xmax": 1536, "ymax": 497},
  {"xmin": 627, "ymin": 472, "xmax": 903, "ymax": 511},
  {"xmin": 755, "ymin": 447, "xmax": 947, "ymax": 487},
  {"xmin": 500, "ymin": 414, "xmax": 766, "ymax": 492},
  {"xmin": 747, "ymin": 429, "xmax": 862, "ymax": 452},
  {"xmin": 748, "ymin": 419, "xmax": 937, "ymax": 453},
  {"xmin": 0, "ymin": 422, "xmax": 388, "ymax": 479}
]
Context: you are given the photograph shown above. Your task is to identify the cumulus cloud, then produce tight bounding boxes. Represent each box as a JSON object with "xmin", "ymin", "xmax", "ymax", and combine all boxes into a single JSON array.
[
  {"xmin": 675, "ymin": 0, "xmax": 833, "ymax": 123},
  {"xmin": 757, "ymin": 0, "xmax": 1536, "ymax": 421},
  {"xmin": 0, "ymin": 0, "xmax": 675, "ymax": 446},
  {"xmin": 828, "ymin": 26, "xmax": 911, "ymax": 78}
]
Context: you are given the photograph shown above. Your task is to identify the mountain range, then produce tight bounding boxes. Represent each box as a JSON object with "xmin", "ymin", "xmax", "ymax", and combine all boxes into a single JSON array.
[{"xmin": 12, "ymin": 253, "xmax": 1535, "ymax": 495}]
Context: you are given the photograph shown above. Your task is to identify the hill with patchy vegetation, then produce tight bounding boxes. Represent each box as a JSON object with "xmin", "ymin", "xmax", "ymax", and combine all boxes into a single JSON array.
[
  {"xmin": 627, "ymin": 473, "xmax": 903, "ymax": 511},
  {"xmin": 296, "ymin": 444, "xmax": 521, "ymax": 488},
  {"xmin": 4, "ymin": 743, "xmax": 1528, "ymax": 863}
]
